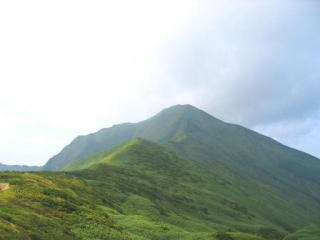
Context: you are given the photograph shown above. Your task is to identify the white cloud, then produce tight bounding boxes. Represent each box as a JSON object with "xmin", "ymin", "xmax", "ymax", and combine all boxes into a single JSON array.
[
  {"xmin": 0, "ymin": 0, "xmax": 319, "ymax": 165},
  {"xmin": 162, "ymin": 0, "xmax": 320, "ymax": 125},
  {"xmin": 0, "ymin": 0, "xmax": 199, "ymax": 165}
]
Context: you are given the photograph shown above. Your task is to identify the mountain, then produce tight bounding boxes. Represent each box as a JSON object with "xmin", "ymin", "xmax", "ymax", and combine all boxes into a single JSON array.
[
  {"xmin": 44, "ymin": 104, "xmax": 220, "ymax": 171},
  {"xmin": 43, "ymin": 105, "xmax": 320, "ymax": 228},
  {"xmin": 0, "ymin": 163, "xmax": 41, "ymax": 171},
  {"xmin": 0, "ymin": 138, "xmax": 307, "ymax": 240},
  {"xmin": 1, "ymin": 104, "xmax": 320, "ymax": 239},
  {"xmin": 0, "ymin": 139, "xmax": 272, "ymax": 240},
  {"xmin": 44, "ymin": 105, "xmax": 320, "ymax": 202},
  {"xmin": 44, "ymin": 105, "xmax": 320, "ymax": 180}
]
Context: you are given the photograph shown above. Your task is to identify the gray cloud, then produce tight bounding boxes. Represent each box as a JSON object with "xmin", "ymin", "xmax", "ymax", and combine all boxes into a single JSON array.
[{"xmin": 162, "ymin": 0, "xmax": 320, "ymax": 127}]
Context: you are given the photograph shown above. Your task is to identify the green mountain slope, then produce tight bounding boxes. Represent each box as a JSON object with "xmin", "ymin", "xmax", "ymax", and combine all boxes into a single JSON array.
[
  {"xmin": 2, "ymin": 105, "xmax": 320, "ymax": 239},
  {"xmin": 1, "ymin": 137, "xmax": 320, "ymax": 239},
  {"xmin": 284, "ymin": 225, "xmax": 320, "ymax": 240},
  {"xmin": 69, "ymin": 138, "xmax": 320, "ymax": 229},
  {"xmin": 43, "ymin": 105, "xmax": 320, "ymax": 185},
  {"xmin": 64, "ymin": 138, "xmax": 194, "ymax": 174},
  {"xmin": 43, "ymin": 104, "xmax": 222, "ymax": 171},
  {"xmin": 0, "ymin": 139, "xmax": 276, "ymax": 240},
  {"xmin": 43, "ymin": 105, "xmax": 320, "ymax": 228}
]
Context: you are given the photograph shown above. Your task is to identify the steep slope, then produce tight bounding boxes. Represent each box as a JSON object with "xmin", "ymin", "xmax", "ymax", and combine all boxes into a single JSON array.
[
  {"xmin": 40, "ymin": 105, "xmax": 320, "ymax": 233},
  {"xmin": 284, "ymin": 225, "xmax": 320, "ymax": 240},
  {"xmin": 63, "ymin": 138, "xmax": 320, "ymax": 233},
  {"xmin": 43, "ymin": 104, "xmax": 320, "ymax": 183},
  {"xmin": 44, "ymin": 104, "xmax": 220, "ymax": 171},
  {"xmin": 64, "ymin": 138, "xmax": 194, "ymax": 174},
  {"xmin": 43, "ymin": 105, "xmax": 320, "ymax": 214},
  {"xmin": 1, "ymin": 138, "xmax": 319, "ymax": 239},
  {"xmin": 0, "ymin": 139, "xmax": 278, "ymax": 240}
]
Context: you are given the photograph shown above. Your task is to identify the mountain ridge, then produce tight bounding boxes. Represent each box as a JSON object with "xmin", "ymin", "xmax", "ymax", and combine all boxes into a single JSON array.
[
  {"xmin": 44, "ymin": 104, "xmax": 306, "ymax": 171},
  {"xmin": 0, "ymin": 104, "xmax": 320, "ymax": 239},
  {"xmin": 40, "ymin": 104, "xmax": 320, "ymax": 231}
]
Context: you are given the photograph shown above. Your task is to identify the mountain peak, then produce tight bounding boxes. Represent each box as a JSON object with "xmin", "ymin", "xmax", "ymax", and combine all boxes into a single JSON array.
[
  {"xmin": 43, "ymin": 104, "xmax": 224, "ymax": 171},
  {"xmin": 152, "ymin": 104, "xmax": 221, "ymax": 124},
  {"xmin": 159, "ymin": 104, "xmax": 206, "ymax": 115}
]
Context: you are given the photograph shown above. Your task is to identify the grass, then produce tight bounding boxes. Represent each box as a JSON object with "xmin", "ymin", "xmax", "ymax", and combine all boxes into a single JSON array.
[{"xmin": 1, "ymin": 138, "xmax": 319, "ymax": 239}]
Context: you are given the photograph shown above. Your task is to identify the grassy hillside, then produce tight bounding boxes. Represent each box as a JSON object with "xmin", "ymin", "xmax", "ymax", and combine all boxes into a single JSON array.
[
  {"xmin": 0, "ymin": 139, "xmax": 305, "ymax": 240},
  {"xmin": 2, "ymin": 105, "xmax": 320, "ymax": 239},
  {"xmin": 0, "ymin": 171, "xmax": 269, "ymax": 239},
  {"xmin": 68, "ymin": 139, "xmax": 320, "ymax": 231},
  {"xmin": 43, "ymin": 105, "xmax": 320, "ymax": 191},
  {"xmin": 42, "ymin": 105, "xmax": 236, "ymax": 171},
  {"xmin": 43, "ymin": 105, "xmax": 320, "ymax": 231},
  {"xmin": 44, "ymin": 105, "xmax": 320, "ymax": 182},
  {"xmin": 0, "ymin": 139, "xmax": 316, "ymax": 240},
  {"xmin": 284, "ymin": 225, "xmax": 320, "ymax": 240}
]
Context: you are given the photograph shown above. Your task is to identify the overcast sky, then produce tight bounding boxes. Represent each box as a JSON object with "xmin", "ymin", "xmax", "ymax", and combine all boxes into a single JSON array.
[{"xmin": 0, "ymin": 0, "xmax": 319, "ymax": 165}]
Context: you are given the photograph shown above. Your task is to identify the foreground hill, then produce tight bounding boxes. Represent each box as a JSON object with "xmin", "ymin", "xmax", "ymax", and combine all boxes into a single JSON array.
[
  {"xmin": 0, "ymin": 139, "xmax": 266, "ymax": 239},
  {"xmin": 2, "ymin": 138, "xmax": 318, "ymax": 239}
]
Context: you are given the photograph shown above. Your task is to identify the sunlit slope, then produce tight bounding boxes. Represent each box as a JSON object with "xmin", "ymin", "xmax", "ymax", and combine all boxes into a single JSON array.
[
  {"xmin": 43, "ymin": 105, "xmax": 228, "ymax": 171},
  {"xmin": 284, "ymin": 225, "xmax": 320, "ymax": 240},
  {"xmin": 64, "ymin": 138, "xmax": 319, "ymax": 232},
  {"xmin": 0, "ymin": 140, "xmax": 278, "ymax": 240},
  {"xmin": 43, "ymin": 104, "xmax": 320, "ymax": 186},
  {"xmin": 0, "ymin": 171, "xmax": 124, "ymax": 240},
  {"xmin": 64, "ymin": 138, "xmax": 194, "ymax": 174},
  {"xmin": 1, "ymin": 138, "xmax": 320, "ymax": 239},
  {"xmin": 42, "ymin": 105, "xmax": 320, "ymax": 229}
]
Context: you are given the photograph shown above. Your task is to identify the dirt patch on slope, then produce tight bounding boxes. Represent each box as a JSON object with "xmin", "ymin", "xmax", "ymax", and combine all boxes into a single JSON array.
[{"xmin": 0, "ymin": 183, "xmax": 9, "ymax": 191}]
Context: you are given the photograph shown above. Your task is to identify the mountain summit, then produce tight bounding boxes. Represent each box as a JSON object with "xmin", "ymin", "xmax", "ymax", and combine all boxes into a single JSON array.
[
  {"xmin": 43, "ymin": 104, "xmax": 320, "ymax": 177},
  {"xmin": 43, "ymin": 104, "xmax": 220, "ymax": 171}
]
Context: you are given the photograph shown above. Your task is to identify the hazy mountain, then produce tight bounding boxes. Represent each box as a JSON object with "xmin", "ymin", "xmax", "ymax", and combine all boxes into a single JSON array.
[{"xmin": 0, "ymin": 163, "xmax": 41, "ymax": 171}]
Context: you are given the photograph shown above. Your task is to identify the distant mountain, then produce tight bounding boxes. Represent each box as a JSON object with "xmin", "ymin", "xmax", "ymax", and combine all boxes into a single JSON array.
[{"xmin": 0, "ymin": 163, "xmax": 41, "ymax": 171}]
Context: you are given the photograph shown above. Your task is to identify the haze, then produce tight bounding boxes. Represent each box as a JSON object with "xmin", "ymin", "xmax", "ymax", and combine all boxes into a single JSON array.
[{"xmin": 0, "ymin": 0, "xmax": 319, "ymax": 165}]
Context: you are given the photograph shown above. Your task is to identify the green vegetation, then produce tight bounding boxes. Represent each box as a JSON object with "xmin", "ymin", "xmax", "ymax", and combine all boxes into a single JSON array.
[
  {"xmin": 1, "ymin": 105, "xmax": 320, "ymax": 239},
  {"xmin": 284, "ymin": 225, "xmax": 320, "ymax": 240}
]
